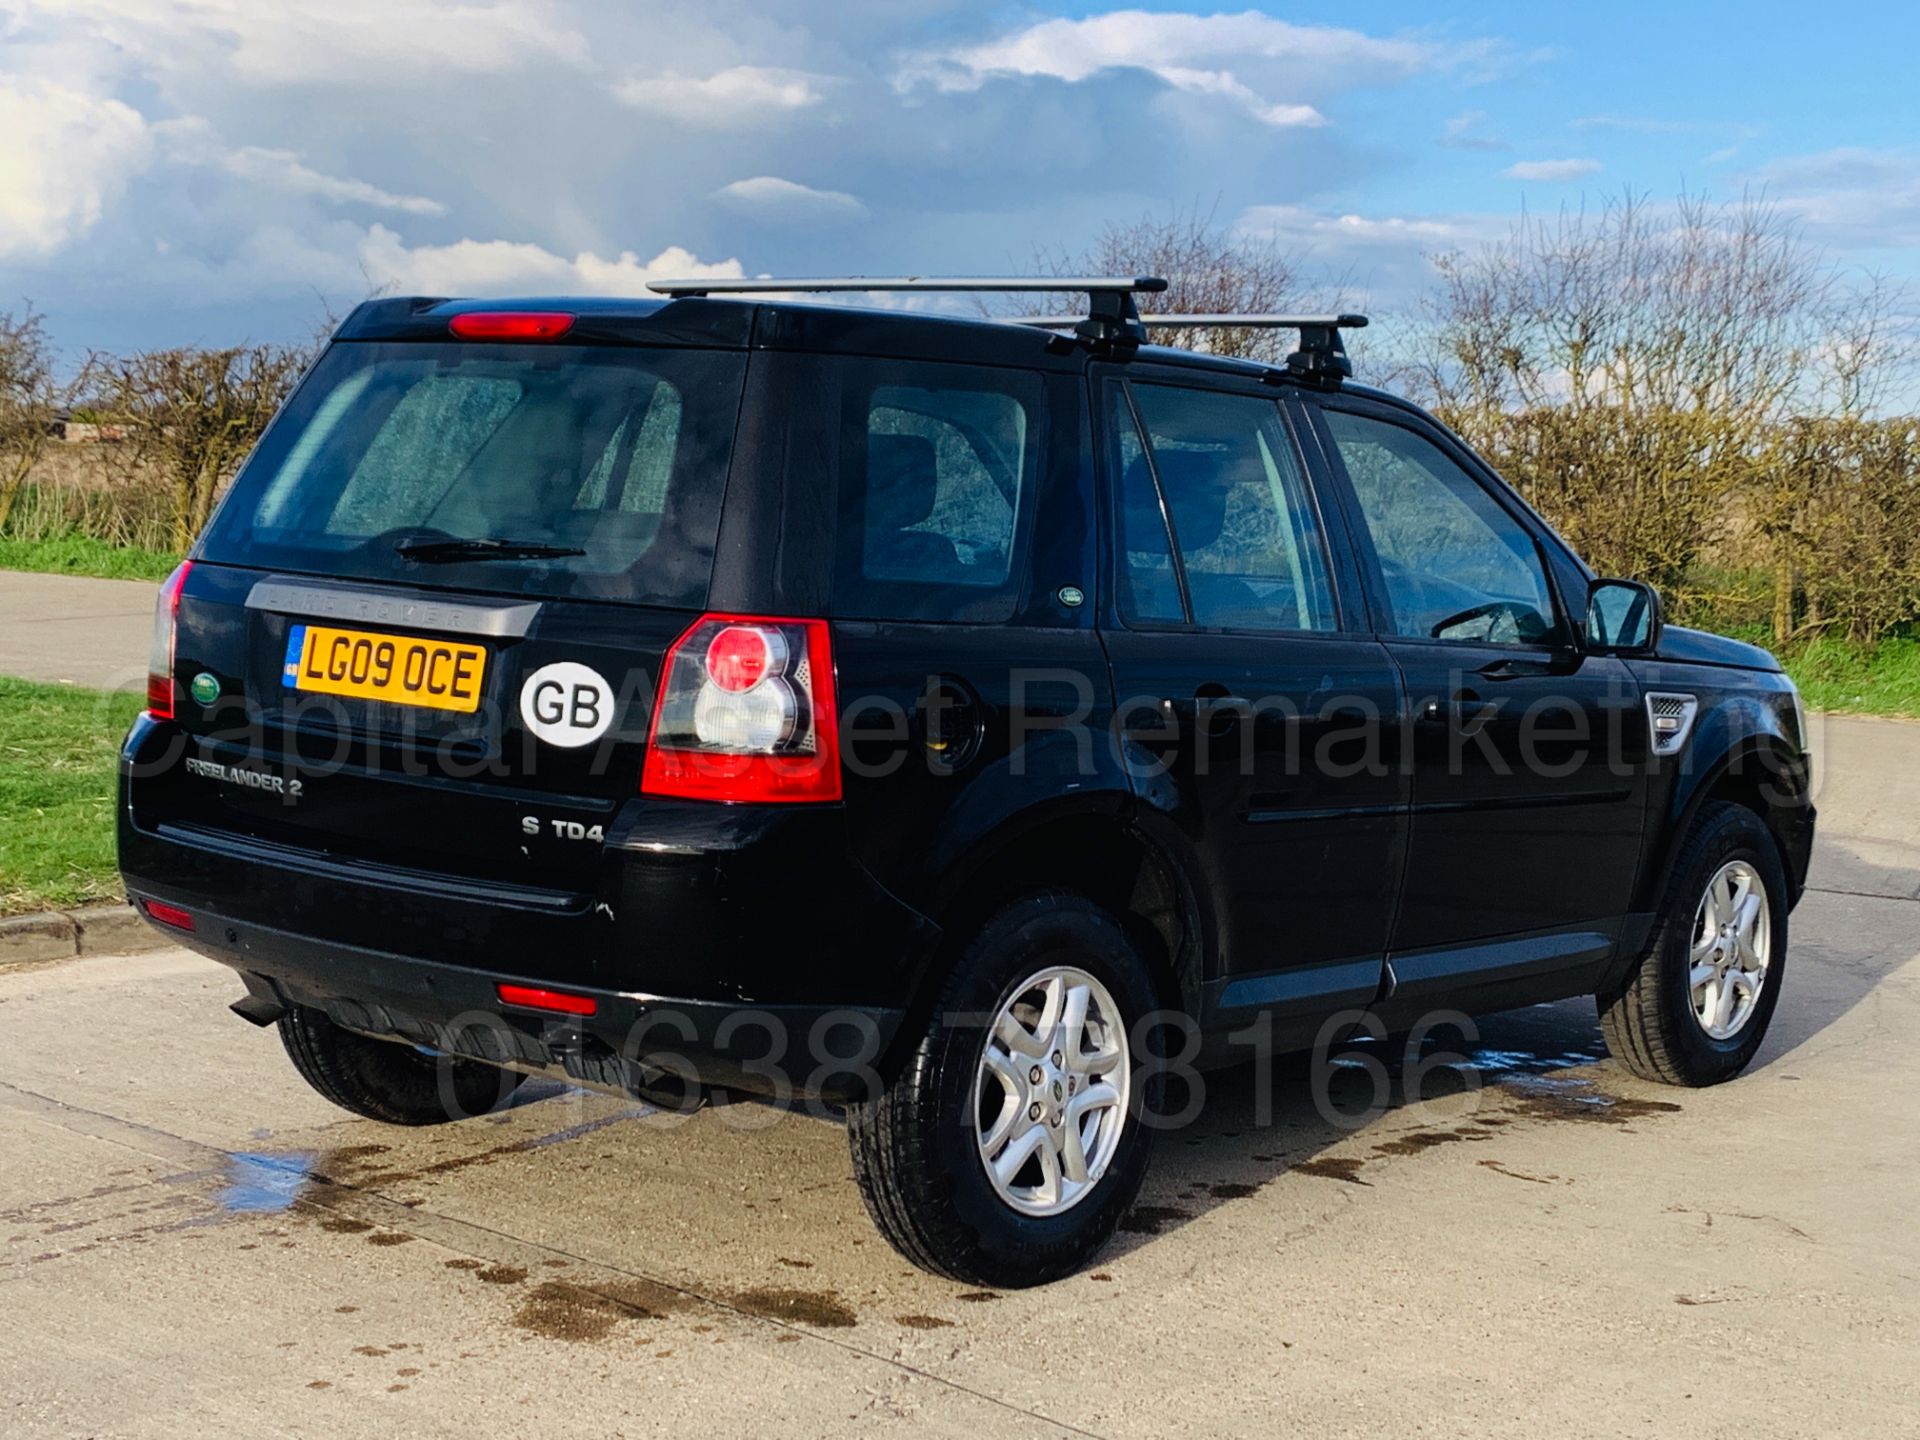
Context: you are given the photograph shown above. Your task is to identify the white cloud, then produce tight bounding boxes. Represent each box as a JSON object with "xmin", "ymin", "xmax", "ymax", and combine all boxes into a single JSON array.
[
  {"xmin": 4, "ymin": 0, "xmax": 590, "ymax": 84},
  {"xmin": 902, "ymin": 10, "xmax": 1506, "ymax": 129},
  {"xmin": 1747, "ymin": 147, "xmax": 1920, "ymax": 250},
  {"xmin": 220, "ymin": 147, "xmax": 445, "ymax": 216},
  {"xmin": 354, "ymin": 224, "xmax": 744, "ymax": 297},
  {"xmin": 710, "ymin": 176, "xmax": 866, "ymax": 222},
  {"xmin": 155, "ymin": 120, "xmax": 446, "ymax": 215},
  {"xmin": 1437, "ymin": 109, "xmax": 1506, "ymax": 152},
  {"xmin": 0, "ymin": 77, "xmax": 153, "ymax": 260},
  {"xmin": 614, "ymin": 66, "xmax": 834, "ymax": 128},
  {"xmin": 1504, "ymin": 158, "xmax": 1602, "ymax": 182}
]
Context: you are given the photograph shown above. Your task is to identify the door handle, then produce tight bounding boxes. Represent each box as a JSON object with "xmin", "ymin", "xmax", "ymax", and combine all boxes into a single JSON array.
[
  {"xmin": 1192, "ymin": 685, "xmax": 1252, "ymax": 738},
  {"xmin": 1421, "ymin": 688, "xmax": 1498, "ymax": 727}
]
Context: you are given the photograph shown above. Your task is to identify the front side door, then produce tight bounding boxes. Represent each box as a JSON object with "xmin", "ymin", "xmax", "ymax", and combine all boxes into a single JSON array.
[
  {"xmin": 1094, "ymin": 368, "xmax": 1407, "ymax": 1044},
  {"xmin": 1305, "ymin": 398, "xmax": 1649, "ymax": 1005}
]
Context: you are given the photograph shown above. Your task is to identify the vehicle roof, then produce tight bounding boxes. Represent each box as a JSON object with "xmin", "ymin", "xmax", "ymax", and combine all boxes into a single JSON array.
[{"xmin": 333, "ymin": 294, "xmax": 1397, "ymax": 399}]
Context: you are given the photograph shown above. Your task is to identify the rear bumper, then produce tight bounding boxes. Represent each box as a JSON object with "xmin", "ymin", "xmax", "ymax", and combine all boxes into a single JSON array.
[
  {"xmin": 119, "ymin": 717, "xmax": 932, "ymax": 1103},
  {"xmin": 140, "ymin": 902, "xmax": 904, "ymax": 1104}
]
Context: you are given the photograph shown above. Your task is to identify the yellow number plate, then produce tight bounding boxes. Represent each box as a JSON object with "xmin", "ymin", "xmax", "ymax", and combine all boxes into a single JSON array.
[{"xmin": 283, "ymin": 623, "xmax": 487, "ymax": 713}]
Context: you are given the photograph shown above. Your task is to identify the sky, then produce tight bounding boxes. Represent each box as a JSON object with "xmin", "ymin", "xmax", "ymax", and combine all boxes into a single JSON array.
[{"xmin": 2, "ymin": 0, "xmax": 1917, "ymax": 362}]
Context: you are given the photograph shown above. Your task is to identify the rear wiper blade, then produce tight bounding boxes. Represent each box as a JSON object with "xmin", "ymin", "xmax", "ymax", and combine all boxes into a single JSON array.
[{"xmin": 395, "ymin": 537, "xmax": 586, "ymax": 563}]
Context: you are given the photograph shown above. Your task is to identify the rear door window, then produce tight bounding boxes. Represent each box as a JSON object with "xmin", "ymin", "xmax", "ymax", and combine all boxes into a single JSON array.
[
  {"xmin": 1113, "ymin": 382, "xmax": 1337, "ymax": 632},
  {"xmin": 833, "ymin": 359, "xmax": 1041, "ymax": 622},
  {"xmin": 201, "ymin": 341, "xmax": 746, "ymax": 607}
]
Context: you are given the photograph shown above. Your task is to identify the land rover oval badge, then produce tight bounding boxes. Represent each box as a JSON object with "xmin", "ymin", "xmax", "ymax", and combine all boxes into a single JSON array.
[{"xmin": 189, "ymin": 672, "xmax": 220, "ymax": 707}]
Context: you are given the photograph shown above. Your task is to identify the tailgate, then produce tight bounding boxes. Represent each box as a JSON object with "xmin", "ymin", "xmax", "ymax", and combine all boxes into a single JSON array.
[{"xmin": 157, "ymin": 562, "xmax": 689, "ymax": 891}]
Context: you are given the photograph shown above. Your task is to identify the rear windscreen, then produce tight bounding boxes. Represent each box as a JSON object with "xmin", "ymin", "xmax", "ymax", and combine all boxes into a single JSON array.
[{"xmin": 200, "ymin": 341, "xmax": 747, "ymax": 606}]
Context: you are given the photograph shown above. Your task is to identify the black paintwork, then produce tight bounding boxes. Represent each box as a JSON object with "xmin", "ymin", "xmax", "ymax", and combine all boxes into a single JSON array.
[{"xmin": 119, "ymin": 293, "xmax": 1816, "ymax": 1099}]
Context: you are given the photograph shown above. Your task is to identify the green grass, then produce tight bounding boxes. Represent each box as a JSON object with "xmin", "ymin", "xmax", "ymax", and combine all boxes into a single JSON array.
[
  {"xmin": 0, "ymin": 533, "xmax": 181, "ymax": 582},
  {"xmin": 0, "ymin": 677, "xmax": 144, "ymax": 915},
  {"xmin": 1781, "ymin": 634, "xmax": 1920, "ymax": 718}
]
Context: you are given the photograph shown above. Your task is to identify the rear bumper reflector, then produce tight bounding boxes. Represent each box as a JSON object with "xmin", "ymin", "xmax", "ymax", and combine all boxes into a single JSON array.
[
  {"xmin": 496, "ymin": 983, "xmax": 598, "ymax": 1017},
  {"xmin": 141, "ymin": 898, "xmax": 196, "ymax": 932}
]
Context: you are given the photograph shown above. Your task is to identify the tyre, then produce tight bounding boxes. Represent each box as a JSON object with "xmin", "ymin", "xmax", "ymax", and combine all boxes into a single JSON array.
[
  {"xmin": 847, "ymin": 892, "xmax": 1160, "ymax": 1288},
  {"xmin": 278, "ymin": 1006, "xmax": 525, "ymax": 1125},
  {"xmin": 1599, "ymin": 801, "xmax": 1788, "ymax": 1087}
]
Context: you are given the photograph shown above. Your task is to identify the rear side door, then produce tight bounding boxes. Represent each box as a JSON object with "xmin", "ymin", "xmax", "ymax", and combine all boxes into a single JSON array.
[
  {"xmin": 1303, "ymin": 396, "xmax": 1650, "ymax": 1007},
  {"xmin": 1093, "ymin": 365, "xmax": 1407, "ymax": 1045}
]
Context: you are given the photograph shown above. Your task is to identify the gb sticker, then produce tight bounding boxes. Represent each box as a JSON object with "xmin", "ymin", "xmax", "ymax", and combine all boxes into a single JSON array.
[{"xmin": 519, "ymin": 662, "xmax": 615, "ymax": 748}]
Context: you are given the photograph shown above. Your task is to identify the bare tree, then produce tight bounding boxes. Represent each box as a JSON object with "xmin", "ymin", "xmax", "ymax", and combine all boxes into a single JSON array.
[
  {"xmin": 0, "ymin": 306, "xmax": 59, "ymax": 535},
  {"xmin": 1421, "ymin": 193, "xmax": 1840, "ymax": 612},
  {"xmin": 89, "ymin": 343, "xmax": 313, "ymax": 550},
  {"xmin": 1035, "ymin": 207, "xmax": 1304, "ymax": 362}
]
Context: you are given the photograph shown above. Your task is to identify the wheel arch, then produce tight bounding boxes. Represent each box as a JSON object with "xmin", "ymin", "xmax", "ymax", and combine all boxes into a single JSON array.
[
  {"xmin": 1639, "ymin": 717, "xmax": 1811, "ymax": 920},
  {"xmin": 916, "ymin": 796, "xmax": 1215, "ymax": 1030}
]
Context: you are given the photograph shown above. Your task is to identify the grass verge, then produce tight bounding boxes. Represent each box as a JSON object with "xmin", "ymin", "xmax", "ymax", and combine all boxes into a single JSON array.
[
  {"xmin": 0, "ymin": 677, "xmax": 142, "ymax": 916},
  {"xmin": 0, "ymin": 533, "xmax": 181, "ymax": 582},
  {"xmin": 1781, "ymin": 634, "xmax": 1920, "ymax": 719}
]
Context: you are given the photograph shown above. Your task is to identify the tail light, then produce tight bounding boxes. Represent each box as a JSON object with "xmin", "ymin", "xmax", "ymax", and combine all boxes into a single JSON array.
[
  {"xmin": 641, "ymin": 614, "xmax": 841, "ymax": 803},
  {"xmin": 145, "ymin": 561, "xmax": 192, "ymax": 719}
]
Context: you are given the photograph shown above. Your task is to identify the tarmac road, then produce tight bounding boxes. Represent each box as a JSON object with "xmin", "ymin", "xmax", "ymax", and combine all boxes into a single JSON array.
[{"xmin": 1, "ymin": 695, "xmax": 1915, "ymax": 1435}]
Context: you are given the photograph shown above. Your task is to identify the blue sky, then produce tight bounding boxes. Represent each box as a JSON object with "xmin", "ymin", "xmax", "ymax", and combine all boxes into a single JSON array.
[{"xmin": 2, "ymin": 1, "xmax": 1916, "ymax": 359}]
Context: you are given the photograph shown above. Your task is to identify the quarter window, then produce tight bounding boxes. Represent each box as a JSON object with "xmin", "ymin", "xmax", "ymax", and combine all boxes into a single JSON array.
[
  {"xmin": 1324, "ymin": 409, "xmax": 1560, "ymax": 646},
  {"xmin": 835, "ymin": 360, "xmax": 1040, "ymax": 623}
]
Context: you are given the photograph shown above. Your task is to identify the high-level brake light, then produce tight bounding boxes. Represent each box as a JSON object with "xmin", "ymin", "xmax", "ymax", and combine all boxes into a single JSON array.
[{"xmin": 447, "ymin": 311, "xmax": 576, "ymax": 341}]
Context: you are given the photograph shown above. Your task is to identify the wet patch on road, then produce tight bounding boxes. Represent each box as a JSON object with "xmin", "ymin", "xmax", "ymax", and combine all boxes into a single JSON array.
[
  {"xmin": 725, "ymin": 1287, "xmax": 858, "ymax": 1328},
  {"xmin": 895, "ymin": 1313, "xmax": 954, "ymax": 1329},
  {"xmin": 217, "ymin": 1152, "xmax": 316, "ymax": 1214},
  {"xmin": 1291, "ymin": 1157, "xmax": 1371, "ymax": 1185},
  {"xmin": 1119, "ymin": 1204, "xmax": 1191, "ymax": 1234},
  {"xmin": 511, "ymin": 1277, "xmax": 690, "ymax": 1342}
]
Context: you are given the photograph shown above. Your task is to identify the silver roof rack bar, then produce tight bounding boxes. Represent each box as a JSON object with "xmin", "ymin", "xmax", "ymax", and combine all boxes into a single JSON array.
[
  {"xmin": 1010, "ymin": 311, "xmax": 1370, "ymax": 383},
  {"xmin": 646, "ymin": 276, "xmax": 1168, "ymax": 297},
  {"xmin": 647, "ymin": 275, "xmax": 1170, "ymax": 348},
  {"xmin": 1010, "ymin": 312, "xmax": 1367, "ymax": 329}
]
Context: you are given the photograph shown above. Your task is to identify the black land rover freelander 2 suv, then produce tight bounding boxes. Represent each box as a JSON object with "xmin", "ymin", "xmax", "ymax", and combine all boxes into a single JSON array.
[{"xmin": 120, "ymin": 278, "xmax": 1815, "ymax": 1287}]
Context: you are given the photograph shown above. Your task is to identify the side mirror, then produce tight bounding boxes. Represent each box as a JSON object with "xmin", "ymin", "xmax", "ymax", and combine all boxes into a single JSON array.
[{"xmin": 1586, "ymin": 578, "xmax": 1662, "ymax": 653}]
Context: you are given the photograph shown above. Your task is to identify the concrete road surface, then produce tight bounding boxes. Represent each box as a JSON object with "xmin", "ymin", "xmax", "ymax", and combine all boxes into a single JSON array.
[
  {"xmin": 0, "ymin": 569, "xmax": 157, "ymax": 690},
  {"xmin": 2, "ymin": 614, "xmax": 1917, "ymax": 1434}
]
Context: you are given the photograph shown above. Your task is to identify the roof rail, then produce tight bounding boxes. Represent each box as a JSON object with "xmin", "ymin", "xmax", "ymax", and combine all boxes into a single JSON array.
[
  {"xmin": 1012, "ymin": 311, "xmax": 1370, "ymax": 383},
  {"xmin": 646, "ymin": 275, "xmax": 1170, "ymax": 346}
]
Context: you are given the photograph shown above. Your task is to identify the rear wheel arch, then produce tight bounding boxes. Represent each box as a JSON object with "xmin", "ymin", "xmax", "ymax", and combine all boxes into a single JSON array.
[{"xmin": 918, "ymin": 804, "xmax": 1211, "ymax": 1025}]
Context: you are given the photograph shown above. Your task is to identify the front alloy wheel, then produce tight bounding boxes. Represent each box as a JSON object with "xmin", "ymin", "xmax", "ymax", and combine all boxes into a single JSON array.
[
  {"xmin": 1599, "ymin": 801, "xmax": 1789, "ymax": 1086},
  {"xmin": 974, "ymin": 966, "xmax": 1130, "ymax": 1217},
  {"xmin": 1689, "ymin": 859, "xmax": 1772, "ymax": 1040}
]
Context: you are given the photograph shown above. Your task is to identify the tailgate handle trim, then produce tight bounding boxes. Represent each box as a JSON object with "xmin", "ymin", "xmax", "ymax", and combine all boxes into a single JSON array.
[{"xmin": 245, "ymin": 577, "xmax": 541, "ymax": 638}]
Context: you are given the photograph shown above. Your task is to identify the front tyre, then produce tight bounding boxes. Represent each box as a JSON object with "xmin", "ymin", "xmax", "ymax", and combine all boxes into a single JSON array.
[
  {"xmin": 847, "ymin": 893, "xmax": 1159, "ymax": 1288},
  {"xmin": 278, "ymin": 1006, "xmax": 525, "ymax": 1125},
  {"xmin": 1599, "ymin": 802, "xmax": 1789, "ymax": 1087}
]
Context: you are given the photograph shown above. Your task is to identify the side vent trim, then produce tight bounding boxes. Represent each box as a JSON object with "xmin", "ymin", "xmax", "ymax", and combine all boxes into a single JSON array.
[{"xmin": 1646, "ymin": 692, "xmax": 1699, "ymax": 757}]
